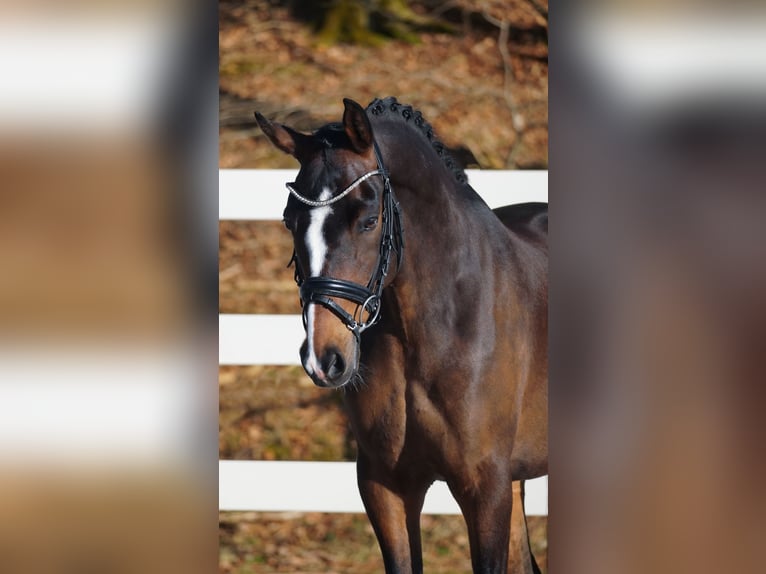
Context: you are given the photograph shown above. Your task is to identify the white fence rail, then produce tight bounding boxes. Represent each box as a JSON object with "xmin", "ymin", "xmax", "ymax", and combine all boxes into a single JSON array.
[
  {"xmin": 219, "ymin": 314, "xmax": 304, "ymax": 366},
  {"xmin": 219, "ymin": 169, "xmax": 548, "ymax": 516},
  {"xmin": 219, "ymin": 169, "xmax": 548, "ymax": 220},
  {"xmin": 220, "ymin": 460, "xmax": 548, "ymax": 516}
]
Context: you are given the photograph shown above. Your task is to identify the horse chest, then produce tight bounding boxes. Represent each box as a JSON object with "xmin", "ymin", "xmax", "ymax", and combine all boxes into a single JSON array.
[{"xmin": 346, "ymin": 377, "xmax": 468, "ymax": 476}]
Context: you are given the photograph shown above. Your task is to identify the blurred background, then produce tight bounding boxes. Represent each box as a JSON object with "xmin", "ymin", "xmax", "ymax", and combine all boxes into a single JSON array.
[
  {"xmin": 550, "ymin": 4, "xmax": 766, "ymax": 574},
  {"xmin": 0, "ymin": 1, "xmax": 217, "ymax": 573},
  {"xmin": 218, "ymin": 1, "xmax": 548, "ymax": 572}
]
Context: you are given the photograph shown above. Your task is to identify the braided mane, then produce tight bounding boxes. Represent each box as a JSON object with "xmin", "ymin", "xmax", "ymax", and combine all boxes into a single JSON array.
[{"xmin": 367, "ymin": 97, "xmax": 469, "ymax": 185}]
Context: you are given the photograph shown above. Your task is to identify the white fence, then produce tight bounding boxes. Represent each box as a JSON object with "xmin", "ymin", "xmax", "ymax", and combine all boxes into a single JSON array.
[{"xmin": 219, "ymin": 169, "xmax": 548, "ymax": 516}]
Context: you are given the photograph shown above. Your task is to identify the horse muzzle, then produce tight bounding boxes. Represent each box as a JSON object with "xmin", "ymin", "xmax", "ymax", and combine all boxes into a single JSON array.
[{"xmin": 299, "ymin": 337, "xmax": 359, "ymax": 388}]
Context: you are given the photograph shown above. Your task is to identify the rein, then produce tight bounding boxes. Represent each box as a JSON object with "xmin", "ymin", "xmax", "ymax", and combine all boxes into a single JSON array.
[{"xmin": 287, "ymin": 141, "xmax": 404, "ymax": 339}]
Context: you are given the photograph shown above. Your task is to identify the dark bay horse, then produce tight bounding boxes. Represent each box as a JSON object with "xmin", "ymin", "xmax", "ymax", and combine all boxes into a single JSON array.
[{"xmin": 255, "ymin": 97, "xmax": 547, "ymax": 574}]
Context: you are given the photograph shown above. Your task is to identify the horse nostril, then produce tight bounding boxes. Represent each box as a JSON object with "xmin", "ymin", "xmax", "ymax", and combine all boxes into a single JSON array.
[{"xmin": 321, "ymin": 348, "xmax": 345, "ymax": 381}]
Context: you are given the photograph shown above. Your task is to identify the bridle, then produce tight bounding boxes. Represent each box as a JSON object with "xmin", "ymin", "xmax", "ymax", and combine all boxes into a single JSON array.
[{"xmin": 286, "ymin": 141, "xmax": 404, "ymax": 340}]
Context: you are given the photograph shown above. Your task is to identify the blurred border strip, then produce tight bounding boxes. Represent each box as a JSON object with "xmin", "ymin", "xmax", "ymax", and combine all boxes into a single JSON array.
[
  {"xmin": 0, "ymin": 346, "xmax": 203, "ymax": 467},
  {"xmin": 576, "ymin": 12, "xmax": 766, "ymax": 115},
  {"xmin": 0, "ymin": 10, "xmax": 181, "ymax": 134}
]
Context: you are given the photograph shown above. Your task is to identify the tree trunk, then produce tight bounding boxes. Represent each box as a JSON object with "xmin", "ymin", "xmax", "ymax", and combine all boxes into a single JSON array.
[{"xmin": 304, "ymin": 0, "xmax": 454, "ymax": 45}]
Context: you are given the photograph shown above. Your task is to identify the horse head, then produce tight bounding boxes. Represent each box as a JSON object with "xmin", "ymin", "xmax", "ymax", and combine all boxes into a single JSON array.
[{"xmin": 255, "ymin": 98, "xmax": 402, "ymax": 388}]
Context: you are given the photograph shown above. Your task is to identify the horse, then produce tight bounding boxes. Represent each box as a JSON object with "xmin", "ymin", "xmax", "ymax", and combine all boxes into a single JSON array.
[{"xmin": 255, "ymin": 97, "xmax": 547, "ymax": 574}]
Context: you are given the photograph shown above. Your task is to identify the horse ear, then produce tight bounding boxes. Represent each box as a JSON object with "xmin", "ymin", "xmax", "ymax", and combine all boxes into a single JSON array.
[
  {"xmin": 342, "ymin": 98, "xmax": 373, "ymax": 153},
  {"xmin": 254, "ymin": 112, "xmax": 311, "ymax": 158}
]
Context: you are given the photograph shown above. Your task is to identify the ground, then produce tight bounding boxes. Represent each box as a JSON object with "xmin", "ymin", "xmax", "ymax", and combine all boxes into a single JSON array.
[
  {"xmin": 219, "ymin": 0, "xmax": 548, "ymax": 170},
  {"xmin": 219, "ymin": 1, "xmax": 548, "ymax": 571}
]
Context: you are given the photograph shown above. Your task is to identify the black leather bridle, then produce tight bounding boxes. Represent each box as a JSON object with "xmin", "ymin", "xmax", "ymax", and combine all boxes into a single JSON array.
[{"xmin": 286, "ymin": 141, "xmax": 404, "ymax": 339}]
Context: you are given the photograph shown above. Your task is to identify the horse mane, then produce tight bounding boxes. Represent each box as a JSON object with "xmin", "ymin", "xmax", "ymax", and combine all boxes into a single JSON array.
[{"xmin": 367, "ymin": 97, "xmax": 469, "ymax": 186}]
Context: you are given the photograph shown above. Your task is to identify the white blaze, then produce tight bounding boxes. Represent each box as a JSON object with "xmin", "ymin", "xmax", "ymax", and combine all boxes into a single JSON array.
[{"xmin": 304, "ymin": 188, "xmax": 333, "ymax": 375}]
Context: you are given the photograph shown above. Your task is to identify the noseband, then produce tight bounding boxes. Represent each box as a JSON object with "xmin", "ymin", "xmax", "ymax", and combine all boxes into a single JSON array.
[{"xmin": 286, "ymin": 142, "xmax": 404, "ymax": 339}]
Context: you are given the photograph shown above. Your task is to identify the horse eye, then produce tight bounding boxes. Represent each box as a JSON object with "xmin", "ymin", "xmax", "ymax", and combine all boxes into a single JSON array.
[{"xmin": 362, "ymin": 216, "xmax": 378, "ymax": 231}]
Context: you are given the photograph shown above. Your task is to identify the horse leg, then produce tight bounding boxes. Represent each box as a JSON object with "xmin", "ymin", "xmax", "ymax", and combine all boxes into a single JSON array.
[
  {"xmin": 451, "ymin": 475, "xmax": 513, "ymax": 574},
  {"xmin": 357, "ymin": 457, "xmax": 427, "ymax": 574},
  {"xmin": 508, "ymin": 480, "xmax": 541, "ymax": 574}
]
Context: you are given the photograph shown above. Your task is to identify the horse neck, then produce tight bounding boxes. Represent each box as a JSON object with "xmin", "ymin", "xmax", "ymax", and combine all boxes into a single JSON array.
[
  {"xmin": 375, "ymin": 124, "xmax": 480, "ymax": 232},
  {"xmin": 376, "ymin": 131, "xmax": 501, "ymax": 346}
]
